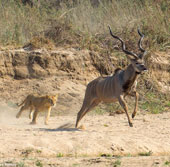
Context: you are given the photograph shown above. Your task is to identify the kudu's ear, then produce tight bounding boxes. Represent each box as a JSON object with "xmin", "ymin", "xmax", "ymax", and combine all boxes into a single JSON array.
[{"xmin": 126, "ymin": 54, "xmax": 138, "ymax": 61}]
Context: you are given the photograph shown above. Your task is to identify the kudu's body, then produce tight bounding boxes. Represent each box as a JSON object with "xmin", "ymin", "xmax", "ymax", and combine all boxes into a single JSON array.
[{"xmin": 75, "ymin": 26, "xmax": 147, "ymax": 128}]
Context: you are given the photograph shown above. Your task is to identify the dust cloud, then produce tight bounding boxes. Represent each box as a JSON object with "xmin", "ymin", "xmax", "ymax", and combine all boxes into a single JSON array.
[{"xmin": 0, "ymin": 102, "xmax": 18, "ymax": 125}]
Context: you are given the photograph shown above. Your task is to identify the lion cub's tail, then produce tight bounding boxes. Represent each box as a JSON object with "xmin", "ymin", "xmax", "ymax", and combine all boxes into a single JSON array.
[
  {"xmin": 17, "ymin": 96, "xmax": 29, "ymax": 107},
  {"xmin": 17, "ymin": 99, "xmax": 26, "ymax": 107}
]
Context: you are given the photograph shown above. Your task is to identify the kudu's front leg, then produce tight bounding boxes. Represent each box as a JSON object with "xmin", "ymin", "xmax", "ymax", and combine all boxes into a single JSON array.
[
  {"xmin": 118, "ymin": 95, "xmax": 133, "ymax": 127},
  {"xmin": 131, "ymin": 91, "xmax": 139, "ymax": 119},
  {"xmin": 126, "ymin": 91, "xmax": 139, "ymax": 119}
]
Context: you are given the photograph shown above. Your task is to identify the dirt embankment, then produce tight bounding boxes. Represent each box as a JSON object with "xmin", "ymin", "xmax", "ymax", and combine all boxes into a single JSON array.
[
  {"xmin": 148, "ymin": 51, "xmax": 170, "ymax": 92},
  {"xmin": 0, "ymin": 48, "xmax": 169, "ymax": 106},
  {"xmin": 0, "ymin": 47, "xmax": 121, "ymax": 116},
  {"xmin": 0, "ymin": 48, "xmax": 98, "ymax": 114},
  {"xmin": 0, "ymin": 48, "xmax": 98, "ymax": 80}
]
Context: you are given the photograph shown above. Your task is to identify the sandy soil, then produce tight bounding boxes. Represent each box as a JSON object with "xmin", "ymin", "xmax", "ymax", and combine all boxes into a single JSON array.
[{"xmin": 0, "ymin": 105, "xmax": 170, "ymax": 167}]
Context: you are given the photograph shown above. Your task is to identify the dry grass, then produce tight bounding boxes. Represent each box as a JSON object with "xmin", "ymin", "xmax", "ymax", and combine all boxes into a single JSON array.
[{"xmin": 0, "ymin": 0, "xmax": 169, "ymax": 49}]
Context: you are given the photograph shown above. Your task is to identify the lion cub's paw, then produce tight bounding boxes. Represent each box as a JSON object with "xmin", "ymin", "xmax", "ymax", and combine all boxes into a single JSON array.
[{"xmin": 30, "ymin": 122, "xmax": 36, "ymax": 125}]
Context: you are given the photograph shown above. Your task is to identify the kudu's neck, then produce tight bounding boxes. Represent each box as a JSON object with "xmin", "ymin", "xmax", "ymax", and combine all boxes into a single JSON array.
[
  {"xmin": 122, "ymin": 64, "xmax": 139, "ymax": 92},
  {"xmin": 124, "ymin": 64, "xmax": 138, "ymax": 81}
]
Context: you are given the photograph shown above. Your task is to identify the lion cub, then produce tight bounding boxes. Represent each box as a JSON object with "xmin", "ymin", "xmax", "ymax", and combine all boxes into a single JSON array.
[{"xmin": 16, "ymin": 94, "xmax": 58, "ymax": 125}]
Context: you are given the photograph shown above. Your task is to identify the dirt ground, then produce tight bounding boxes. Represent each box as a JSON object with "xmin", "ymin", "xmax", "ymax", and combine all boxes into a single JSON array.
[{"xmin": 0, "ymin": 105, "xmax": 170, "ymax": 167}]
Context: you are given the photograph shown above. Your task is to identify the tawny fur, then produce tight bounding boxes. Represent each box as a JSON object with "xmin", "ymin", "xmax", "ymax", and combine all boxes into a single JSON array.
[{"xmin": 16, "ymin": 94, "xmax": 58, "ymax": 125}]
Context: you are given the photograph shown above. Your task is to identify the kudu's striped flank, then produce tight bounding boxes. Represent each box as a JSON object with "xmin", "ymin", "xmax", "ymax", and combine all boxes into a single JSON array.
[{"xmin": 75, "ymin": 26, "xmax": 147, "ymax": 128}]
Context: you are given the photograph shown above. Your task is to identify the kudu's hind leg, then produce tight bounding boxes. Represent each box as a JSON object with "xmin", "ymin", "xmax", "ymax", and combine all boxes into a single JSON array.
[
  {"xmin": 75, "ymin": 99, "xmax": 91, "ymax": 128},
  {"xmin": 75, "ymin": 99, "xmax": 99, "ymax": 128},
  {"xmin": 79, "ymin": 100, "xmax": 100, "ymax": 120},
  {"xmin": 118, "ymin": 95, "xmax": 133, "ymax": 127}
]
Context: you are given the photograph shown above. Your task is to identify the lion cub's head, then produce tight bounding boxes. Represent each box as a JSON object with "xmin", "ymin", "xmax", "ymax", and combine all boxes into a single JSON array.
[{"xmin": 46, "ymin": 94, "xmax": 58, "ymax": 107}]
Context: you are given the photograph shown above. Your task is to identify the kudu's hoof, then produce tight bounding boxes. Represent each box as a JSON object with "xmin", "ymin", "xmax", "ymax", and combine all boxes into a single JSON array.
[
  {"xmin": 78, "ymin": 125, "xmax": 85, "ymax": 130},
  {"xmin": 16, "ymin": 114, "xmax": 20, "ymax": 118},
  {"xmin": 129, "ymin": 122, "xmax": 133, "ymax": 127},
  {"xmin": 132, "ymin": 113, "xmax": 136, "ymax": 119}
]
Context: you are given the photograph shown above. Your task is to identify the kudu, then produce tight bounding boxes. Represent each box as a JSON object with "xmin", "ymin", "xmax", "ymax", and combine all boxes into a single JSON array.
[{"xmin": 75, "ymin": 26, "xmax": 147, "ymax": 128}]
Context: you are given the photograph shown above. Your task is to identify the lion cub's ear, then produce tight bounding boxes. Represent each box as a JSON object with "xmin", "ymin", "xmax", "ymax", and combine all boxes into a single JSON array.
[{"xmin": 55, "ymin": 94, "xmax": 58, "ymax": 99}]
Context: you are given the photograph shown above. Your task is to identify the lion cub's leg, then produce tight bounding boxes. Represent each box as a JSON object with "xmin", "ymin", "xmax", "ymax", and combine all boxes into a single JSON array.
[
  {"xmin": 29, "ymin": 107, "xmax": 34, "ymax": 119},
  {"xmin": 30, "ymin": 110, "xmax": 38, "ymax": 124},
  {"xmin": 44, "ymin": 107, "xmax": 51, "ymax": 125},
  {"xmin": 16, "ymin": 105, "xmax": 27, "ymax": 118}
]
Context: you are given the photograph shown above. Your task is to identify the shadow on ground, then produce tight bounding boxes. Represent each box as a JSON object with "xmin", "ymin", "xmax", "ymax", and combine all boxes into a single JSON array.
[{"xmin": 38, "ymin": 123, "xmax": 80, "ymax": 132}]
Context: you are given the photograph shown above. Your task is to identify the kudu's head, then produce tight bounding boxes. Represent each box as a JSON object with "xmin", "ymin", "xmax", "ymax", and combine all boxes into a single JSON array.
[{"xmin": 109, "ymin": 26, "xmax": 147, "ymax": 73}]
